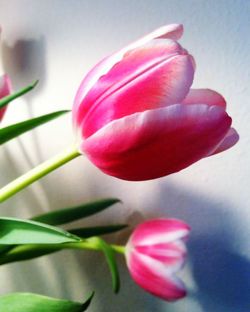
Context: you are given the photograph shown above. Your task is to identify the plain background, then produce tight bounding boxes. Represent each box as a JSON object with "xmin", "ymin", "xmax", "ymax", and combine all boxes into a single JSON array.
[{"xmin": 0, "ymin": 1, "xmax": 249, "ymax": 311}]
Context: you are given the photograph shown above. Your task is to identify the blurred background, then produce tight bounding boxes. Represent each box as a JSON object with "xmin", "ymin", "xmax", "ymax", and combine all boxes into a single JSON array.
[{"xmin": 0, "ymin": 1, "xmax": 249, "ymax": 311}]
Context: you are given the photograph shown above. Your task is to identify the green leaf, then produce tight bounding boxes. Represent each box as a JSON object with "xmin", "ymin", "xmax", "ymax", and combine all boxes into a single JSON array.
[
  {"xmin": 0, "ymin": 110, "xmax": 70, "ymax": 145},
  {"xmin": 0, "ymin": 245, "xmax": 12, "ymax": 256},
  {"xmin": 0, "ymin": 244, "xmax": 65, "ymax": 265},
  {"xmin": 0, "ymin": 80, "xmax": 38, "ymax": 109},
  {"xmin": 0, "ymin": 224, "xmax": 127, "ymax": 265},
  {"xmin": 0, "ymin": 223, "xmax": 125, "ymax": 257},
  {"xmin": 0, "ymin": 217, "xmax": 80, "ymax": 245},
  {"xmin": 69, "ymin": 224, "xmax": 127, "ymax": 238},
  {"xmin": 0, "ymin": 292, "xmax": 94, "ymax": 312},
  {"xmin": 91, "ymin": 237, "xmax": 120, "ymax": 293},
  {"xmin": 32, "ymin": 198, "xmax": 121, "ymax": 226}
]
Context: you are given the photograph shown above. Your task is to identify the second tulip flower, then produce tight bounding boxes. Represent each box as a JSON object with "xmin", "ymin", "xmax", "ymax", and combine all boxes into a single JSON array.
[
  {"xmin": 125, "ymin": 218, "xmax": 190, "ymax": 301},
  {"xmin": 0, "ymin": 74, "xmax": 11, "ymax": 122}
]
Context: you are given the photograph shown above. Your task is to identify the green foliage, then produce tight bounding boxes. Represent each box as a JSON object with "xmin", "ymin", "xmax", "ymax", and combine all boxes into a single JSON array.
[
  {"xmin": 0, "ymin": 80, "xmax": 38, "ymax": 109},
  {"xmin": 0, "ymin": 224, "xmax": 126, "ymax": 265},
  {"xmin": 32, "ymin": 198, "xmax": 121, "ymax": 225},
  {"xmin": 90, "ymin": 237, "xmax": 120, "ymax": 293},
  {"xmin": 0, "ymin": 110, "xmax": 69, "ymax": 144},
  {"xmin": 0, "ymin": 217, "xmax": 80, "ymax": 245},
  {"xmin": 69, "ymin": 224, "xmax": 127, "ymax": 238},
  {"xmin": 0, "ymin": 292, "xmax": 94, "ymax": 312}
]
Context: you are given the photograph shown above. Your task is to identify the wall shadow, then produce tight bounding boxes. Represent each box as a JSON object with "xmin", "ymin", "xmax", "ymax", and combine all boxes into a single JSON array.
[
  {"xmin": 1, "ymin": 177, "xmax": 248, "ymax": 312},
  {"xmin": 49, "ymin": 176, "xmax": 249, "ymax": 312},
  {"xmin": 155, "ymin": 180, "xmax": 250, "ymax": 312},
  {"xmin": 2, "ymin": 36, "xmax": 46, "ymax": 91},
  {"xmin": 2, "ymin": 36, "xmax": 47, "ymax": 165},
  {"xmin": 190, "ymin": 238, "xmax": 250, "ymax": 312}
]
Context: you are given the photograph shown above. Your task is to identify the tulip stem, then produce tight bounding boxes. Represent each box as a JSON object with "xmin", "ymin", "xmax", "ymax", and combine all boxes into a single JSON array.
[
  {"xmin": 111, "ymin": 244, "xmax": 126, "ymax": 254},
  {"xmin": 0, "ymin": 145, "xmax": 81, "ymax": 203},
  {"xmin": 0, "ymin": 238, "xmax": 125, "ymax": 265}
]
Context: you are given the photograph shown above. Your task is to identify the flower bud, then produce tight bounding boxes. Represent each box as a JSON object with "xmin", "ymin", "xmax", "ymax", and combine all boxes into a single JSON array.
[{"xmin": 125, "ymin": 218, "xmax": 190, "ymax": 301}]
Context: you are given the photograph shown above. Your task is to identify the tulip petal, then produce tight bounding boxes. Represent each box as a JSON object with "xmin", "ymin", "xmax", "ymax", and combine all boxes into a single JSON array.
[
  {"xmin": 129, "ymin": 219, "xmax": 190, "ymax": 246},
  {"xmin": 209, "ymin": 127, "xmax": 239, "ymax": 155},
  {"xmin": 81, "ymin": 54, "xmax": 194, "ymax": 137},
  {"xmin": 127, "ymin": 250, "xmax": 186, "ymax": 301},
  {"xmin": 0, "ymin": 74, "xmax": 12, "ymax": 121},
  {"xmin": 82, "ymin": 104, "xmax": 232, "ymax": 181},
  {"xmin": 74, "ymin": 40, "xmax": 184, "ymax": 129},
  {"xmin": 128, "ymin": 219, "xmax": 188, "ymax": 269},
  {"xmin": 146, "ymin": 23, "xmax": 184, "ymax": 41},
  {"xmin": 183, "ymin": 88, "xmax": 226, "ymax": 109},
  {"xmin": 135, "ymin": 241, "xmax": 187, "ymax": 269},
  {"xmin": 73, "ymin": 24, "xmax": 184, "ymax": 127}
]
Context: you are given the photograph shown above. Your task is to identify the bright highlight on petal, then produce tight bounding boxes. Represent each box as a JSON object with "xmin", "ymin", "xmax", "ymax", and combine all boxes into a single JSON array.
[
  {"xmin": 73, "ymin": 24, "xmax": 184, "ymax": 120},
  {"xmin": 125, "ymin": 218, "xmax": 190, "ymax": 301},
  {"xmin": 81, "ymin": 53, "xmax": 194, "ymax": 138},
  {"xmin": 82, "ymin": 104, "xmax": 231, "ymax": 180}
]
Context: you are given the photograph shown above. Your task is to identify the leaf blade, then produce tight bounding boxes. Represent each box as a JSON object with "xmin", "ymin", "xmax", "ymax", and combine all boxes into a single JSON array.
[
  {"xmin": 0, "ymin": 224, "xmax": 127, "ymax": 265},
  {"xmin": 69, "ymin": 224, "xmax": 127, "ymax": 238},
  {"xmin": 0, "ymin": 244, "xmax": 65, "ymax": 265},
  {"xmin": 0, "ymin": 292, "xmax": 94, "ymax": 312},
  {"xmin": 92, "ymin": 237, "xmax": 120, "ymax": 293},
  {"xmin": 0, "ymin": 80, "xmax": 38, "ymax": 109},
  {"xmin": 32, "ymin": 198, "xmax": 121, "ymax": 226},
  {"xmin": 0, "ymin": 110, "xmax": 70, "ymax": 144},
  {"xmin": 0, "ymin": 217, "xmax": 80, "ymax": 245}
]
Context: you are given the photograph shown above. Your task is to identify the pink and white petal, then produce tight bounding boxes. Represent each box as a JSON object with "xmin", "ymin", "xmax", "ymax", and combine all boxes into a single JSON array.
[
  {"xmin": 127, "ymin": 24, "xmax": 183, "ymax": 51},
  {"xmin": 126, "ymin": 250, "xmax": 186, "ymax": 301},
  {"xmin": 135, "ymin": 241, "xmax": 187, "ymax": 269},
  {"xmin": 81, "ymin": 54, "xmax": 194, "ymax": 138},
  {"xmin": 182, "ymin": 88, "xmax": 226, "ymax": 109},
  {"xmin": 129, "ymin": 219, "xmax": 190, "ymax": 247},
  {"xmin": 73, "ymin": 39, "xmax": 185, "ymax": 130},
  {"xmin": 0, "ymin": 74, "xmax": 12, "ymax": 121},
  {"xmin": 81, "ymin": 104, "xmax": 232, "ymax": 181},
  {"xmin": 208, "ymin": 128, "xmax": 239, "ymax": 156},
  {"xmin": 73, "ymin": 24, "xmax": 184, "ymax": 126},
  {"xmin": 74, "ymin": 39, "xmax": 183, "ymax": 128},
  {"xmin": 73, "ymin": 54, "xmax": 111, "ymax": 127}
]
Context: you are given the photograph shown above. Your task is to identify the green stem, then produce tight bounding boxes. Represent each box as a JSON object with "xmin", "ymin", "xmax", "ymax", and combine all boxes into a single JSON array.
[
  {"xmin": 66, "ymin": 238, "xmax": 125, "ymax": 255},
  {"xmin": 0, "ymin": 146, "xmax": 81, "ymax": 203},
  {"xmin": 0, "ymin": 238, "xmax": 125, "ymax": 265},
  {"xmin": 111, "ymin": 244, "xmax": 126, "ymax": 254}
]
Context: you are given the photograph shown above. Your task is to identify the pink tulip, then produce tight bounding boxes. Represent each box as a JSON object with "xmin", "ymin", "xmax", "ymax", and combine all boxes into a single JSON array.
[
  {"xmin": 0, "ymin": 26, "xmax": 12, "ymax": 121},
  {"xmin": 0, "ymin": 74, "xmax": 12, "ymax": 121},
  {"xmin": 125, "ymin": 218, "xmax": 190, "ymax": 301},
  {"xmin": 73, "ymin": 24, "xmax": 238, "ymax": 181}
]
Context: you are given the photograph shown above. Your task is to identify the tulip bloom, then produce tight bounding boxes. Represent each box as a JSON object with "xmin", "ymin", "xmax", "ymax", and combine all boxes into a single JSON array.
[
  {"xmin": 0, "ymin": 27, "xmax": 12, "ymax": 121},
  {"xmin": 73, "ymin": 24, "xmax": 238, "ymax": 181},
  {"xmin": 125, "ymin": 218, "xmax": 190, "ymax": 301},
  {"xmin": 0, "ymin": 24, "xmax": 239, "ymax": 202},
  {"xmin": 0, "ymin": 74, "xmax": 12, "ymax": 121}
]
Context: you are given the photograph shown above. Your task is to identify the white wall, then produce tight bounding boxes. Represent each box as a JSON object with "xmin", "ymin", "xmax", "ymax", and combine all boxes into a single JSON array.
[{"xmin": 0, "ymin": 1, "xmax": 249, "ymax": 311}]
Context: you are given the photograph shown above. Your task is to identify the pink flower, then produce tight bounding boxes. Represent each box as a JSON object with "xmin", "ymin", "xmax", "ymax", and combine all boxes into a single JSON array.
[
  {"xmin": 73, "ymin": 24, "xmax": 238, "ymax": 181},
  {"xmin": 0, "ymin": 74, "xmax": 12, "ymax": 121},
  {"xmin": 0, "ymin": 26, "xmax": 12, "ymax": 121},
  {"xmin": 125, "ymin": 218, "xmax": 190, "ymax": 301}
]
